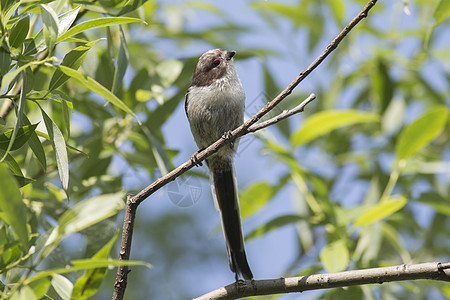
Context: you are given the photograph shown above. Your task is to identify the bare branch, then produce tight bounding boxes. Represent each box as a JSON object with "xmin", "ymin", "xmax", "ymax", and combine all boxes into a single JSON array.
[
  {"xmin": 194, "ymin": 262, "xmax": 450, "ymax": 300},
  {"xmin": 112, "ymin": 195, "xmax": 137, "ymax": 300},
  {"xmin": 130, "ymin": 0, "xmax": 379, "ymax": 207},
  {"xmin": 112, "ymin": 1, "xmax": 379, "ymax": 299},
  {"xmin": 247, "ymin": 93, "xmax": 316, "ymax": 133}
]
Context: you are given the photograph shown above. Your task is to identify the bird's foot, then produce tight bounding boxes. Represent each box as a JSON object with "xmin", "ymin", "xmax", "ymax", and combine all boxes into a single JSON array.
[
  {"xmin": 222, "ymin": 130, "xmax": 234, "ymax": 149},
  {"xmin": 234, "ymin": 278, "xmax": 247, "ymax": 291},
  {"xmin": 190, "ymin": 150, "xmax": 204, "ymax": 167}
]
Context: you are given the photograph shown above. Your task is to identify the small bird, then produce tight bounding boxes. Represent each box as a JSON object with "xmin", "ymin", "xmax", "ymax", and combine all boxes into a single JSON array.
[{"xmin": 185, "ymin": 49, "xmax": 253, "ymax": 281}]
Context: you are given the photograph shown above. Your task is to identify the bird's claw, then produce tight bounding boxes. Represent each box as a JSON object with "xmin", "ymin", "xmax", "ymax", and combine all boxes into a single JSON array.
[
  {"xmin": 234, "ymin": 278, "xmax": 246, "ymax": 289},
  {"xmin": 222, "ymin": 130, "xmax": 234, "ymax": 149},
  {"xmin": 190, "ymin": 150, "xmax": 203, "ymax": 167}
]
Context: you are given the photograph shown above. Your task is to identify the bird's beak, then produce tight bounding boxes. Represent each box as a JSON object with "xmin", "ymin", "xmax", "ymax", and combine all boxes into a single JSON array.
[{"xmin": 226, "ymin": 51, "xmax": 236, "ymax": 60}]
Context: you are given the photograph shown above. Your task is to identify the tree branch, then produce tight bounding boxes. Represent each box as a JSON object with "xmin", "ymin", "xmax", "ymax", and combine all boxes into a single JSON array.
[
  {"xmin": 112, "ymin": 195, "xmax": 137, "ymax": 300},
  {"xmin": 194, "ymin": 262, "xmax": 450, "ymax": 300},
  {"xmin": 247, "ymin": 93, "xmax": 316, "ymax": 133},
  {"xmin": 128, "ymin": 0, "xmax": 378, "ymax": 207},
  {"xmin": 112, "ymin": 1, "xmax": 379, "ymax": 299}
]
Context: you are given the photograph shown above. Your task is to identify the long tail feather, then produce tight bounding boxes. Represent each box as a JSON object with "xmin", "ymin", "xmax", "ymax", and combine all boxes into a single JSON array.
[{"xmin": 211, "ymin": 165, "xmax": 253, "ymax": 280}]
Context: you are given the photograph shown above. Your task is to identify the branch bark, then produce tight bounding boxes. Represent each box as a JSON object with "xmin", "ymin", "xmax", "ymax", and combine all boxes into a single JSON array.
[
  {"xmin": 112, "ymin": 0, "xmax": 379, "ymax": 299},
  {"xmin": 112, "ymin": 195, "xmax": 137, "ymax": 300},
  {"xmin": 127, "ymin": 0, "xmax": 379, "ymax": 207},
  {"xmin": 194, "ymin": 262, "xmax": 450, "ymax": 300},
  {"xmin": 247, "ymin": 93, "xmax": 316, "ymax": 133}
]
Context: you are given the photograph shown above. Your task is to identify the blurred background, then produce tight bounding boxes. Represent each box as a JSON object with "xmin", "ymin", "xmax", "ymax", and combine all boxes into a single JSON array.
[{"xmin": 0, "ymin": 0, "xmax": 449, "ymax": 299}]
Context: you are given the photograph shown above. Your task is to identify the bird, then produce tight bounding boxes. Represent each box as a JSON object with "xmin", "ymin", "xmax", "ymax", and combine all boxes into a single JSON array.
[{"xmin": 185, "ymin": 49, "xmax": 253, "ymax": 281}]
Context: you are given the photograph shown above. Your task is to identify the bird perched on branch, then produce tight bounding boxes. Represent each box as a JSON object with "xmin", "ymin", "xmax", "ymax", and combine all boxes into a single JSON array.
[{"xmin": 185, "ymin": 49, "xmax": 253, "ymax": 281}]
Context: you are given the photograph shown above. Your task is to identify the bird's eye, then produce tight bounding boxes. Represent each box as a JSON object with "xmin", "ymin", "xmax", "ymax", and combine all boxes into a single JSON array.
[{"xmin": 213, "ymin": 59, "xmax": 221, "ymax": 67}]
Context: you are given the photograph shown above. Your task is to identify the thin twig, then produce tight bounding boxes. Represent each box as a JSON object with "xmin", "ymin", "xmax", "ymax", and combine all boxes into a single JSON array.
[
  {"xmin": 112, "ymin": 1, "xmax": 379, "ymax": 299},
  {"xmin": 129, "ymin": 1, "xmax": 378, "ymax": 206},
  {"xmin": 194, "ymin": 262, "xmax": 450, "ymax": 300},
  {"xmin": 247, "ymin": 93, "xmax": 316, "ymax": 133}
]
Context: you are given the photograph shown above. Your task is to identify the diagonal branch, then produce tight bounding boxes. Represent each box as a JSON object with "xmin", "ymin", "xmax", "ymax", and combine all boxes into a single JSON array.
[
  {"xmin": 129, "ymin": 0, "xmax": 378, "ymax": 206},
  {"xmin": 194, "ymin": 262, "xmax": 450, "ymax": 300},
  {"xmin": 247, "ymin": 93, "xmax": 316, "ymax": 133},
  {"xmin": 112, "ymin": 1, "xmax": 379, "ymax": 299}
]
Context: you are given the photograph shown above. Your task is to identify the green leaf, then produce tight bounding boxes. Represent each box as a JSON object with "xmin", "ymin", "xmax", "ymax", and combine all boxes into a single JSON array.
[
  {"xmin": 40, "ymin": 4, "xmax": 59, "ymax": 54},
  {"xmin": 9, "ymin": 16, "xmax": 29, "ymax": 48},
  {"xmin": 49, "ymin": 39, "xmax": 101, "ymax": 91},
  {"xmin": 0, "ymin": 239, "xmax": 21, "ymax": 268},
  {"xmin": 58, "ymin": 192, "xmax": 125, "ymax": 236},
  {"xmin": 111, "ymin": 26, "xmax": 129, "ymax": 95},
  {"xmin": 145, "ymin": 130, "xmax": 171, "ymax": 175},
  {"xmin": 42, "ymin": 109, "xmax": 69, "ymax": 190},
  {"xmin": 26, "ymin": 258, "xmax": 151, "ymax": 284},
  {"xmin": 0, "ymin": 44, "xmax": 11, "ymax": 76},
  {"xmin": 239, "ymin": 181, "xmax": 279, "ymax": 219},
  {"xmin": 135, "ymin": 89, "xmax": 152, "ymax": 102},
  {"xmin": 291, "ymin": 110, "xmax": 379, "ymax": 147},
  {"xmin": 382, "ymin": 97, "xmax": 405, "ymax": 135},
  {"xmin": 415, "ymin": 74, "xmax": 446, "ymax": 105},
  {"xmin": 1, "ymin": 74, "xmax": 26, "ymax": 162},
  {"xmin": 246, "ymin": 214, "xmax": 305, "ymax": 241},
  {"xmin": 96, "ymin": 40, "xmax": 115, "ymax": 90},
  {"xmin": 57, "ymin": 17, "xmax": 146, "ymax": 43},
  {"xmin": 47, "ymin": 92, "xmax": 74, "ymax": 140},
  {"xmin": 0, "ymin": 150, "xmax": 23, "ymax": 176},
  {"xmin": 396, "ymin": 106, "xmax": 449, "ymax": 160},
  {"xmin": 51, "ymin": 274, "xmax": 72, "ymax": 300},
  {"xmin": 372, "ymin": 59, "xmax": 394, "ymax": 113},
  {"xmin": 10, "ymin": 286, "xmax": 38, "ymax": 300},
  {"xmin": 0, "ymin": 57, "xmax": 52, "ymax": 92},
  {"xmin": 0, "ymin": 124, "xmax": 38, "ymax": 151},
  {"xmin": 442, "ymin": 285, "xmax": 450, "ymax": 299},
  {"xmin": 72, "ymin": 232, "xmax": 119, "ymax": 300},
  {"xmin": 58, "ymin": 65, "xmax": 139, "ymax": 122},
  {"xmin": 354, "ymin": 195, "xmax": 407, "ymax": 226},
  {"xmin": 156, "ymin": 59, "xmax": 183, "ymax": 87},
  {"xmin": 3, "ymin": 1, "xmax": 23, "ymax": 28},
  {"xmin": 57, "ymin": 6, "xmax": 80, "ymax": 37},
  {"xmin": 28, "ymin": 277, "xmax": 51, "ymax": 299},
  {"xmin": 326, "ymin": 0, "xmax": 344, "ymax": 25},
  {"xmin": 0, "ymin": 163, "xmax": 29, "ymax": 249},
  {"xmin": 22, "ymin": 38, "xmax": 37, "ymax": 57},
  {"xmin": 61, "ymin": 98, "xmax": 71, "ymax": 138},
  {"xmin": 32, "ymin": 6, "xmax": 79, "ymax": 53},
  {"xmin": 71, "ymin": 258, "xmax": 152, "ymax": 270},
  {"xmin": 22, "ymin": 116, "xmax": 46, "ymax": 169},
  {"xmin": 117, "ymin": 0, "xmax": 149, "ymax": 16},
  {"xmin": 13, "ymin": 175, "xmax": 34, "ymax": 187},
  {"xmin": 433, "ymin": 0, "xmax": 450, "ymax": 26},
  {"xmin": 320, "ymin": 240, "xmax": 349, "ymax": 273}
]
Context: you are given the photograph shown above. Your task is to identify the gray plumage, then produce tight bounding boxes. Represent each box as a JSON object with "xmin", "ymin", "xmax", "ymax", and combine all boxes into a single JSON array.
[{"xmin": 185, "ymin": 49, "xmax": 253, "ymax": 280}]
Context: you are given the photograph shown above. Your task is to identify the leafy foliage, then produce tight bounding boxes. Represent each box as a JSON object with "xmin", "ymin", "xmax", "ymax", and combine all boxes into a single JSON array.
[{"xmin": 0, "ymin": 0, "xmax": 448, "ymax": 299}]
